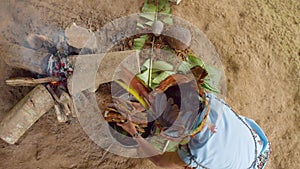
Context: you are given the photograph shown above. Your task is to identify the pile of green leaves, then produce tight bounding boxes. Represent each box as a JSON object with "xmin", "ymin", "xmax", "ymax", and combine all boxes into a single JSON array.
[
  {"xmin": 134, "ymin": 0, "xmax": 173, "ymax": 51},
  {"xmin": 137, "ymin": 0, "xmax": 173, "ymax": 30},
  {"xmin": 133, "ymin": 0, "xmax": 221, "ymax": 93},
  {"xmin": 137, "ymin": 54, "xmax": 221, "ymax": 93}
]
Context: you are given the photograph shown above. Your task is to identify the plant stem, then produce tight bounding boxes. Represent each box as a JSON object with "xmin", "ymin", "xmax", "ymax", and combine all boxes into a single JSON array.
[
  {"xmin": 148, "ymin": 37, "xmax": 155, "ymax": 87},
  {"xmin": 147, "ymin": 0, "xmax": 158, "ymax": 88}
]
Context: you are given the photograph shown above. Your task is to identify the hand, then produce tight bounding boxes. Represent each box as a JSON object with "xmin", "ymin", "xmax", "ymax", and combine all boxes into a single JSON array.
[{"xmin": 117, "ymin": 120, "xmax": 138, "ymax": 136}]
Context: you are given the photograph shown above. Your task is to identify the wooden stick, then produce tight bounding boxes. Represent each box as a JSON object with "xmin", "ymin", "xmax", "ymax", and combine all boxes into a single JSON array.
[
  {"xmin": 5, "ymin": 77, "xmax": 59, "ymax": 87},
  {"xmin": 54, "ymin": 104, "xmax": 68, "ymax": 123},
  {"xmin": 46, "ymin": 85, "xmax": 60, "ymax": 103},
  {"xmin": 60, "ymin": 91, "xmax": 76, "ymax": 117}
]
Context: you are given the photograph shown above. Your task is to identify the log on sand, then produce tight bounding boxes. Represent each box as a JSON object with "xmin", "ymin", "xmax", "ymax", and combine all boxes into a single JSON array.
[{"xmin": 0, "ymin": 85, "xmax": 55, "ymax": 144}]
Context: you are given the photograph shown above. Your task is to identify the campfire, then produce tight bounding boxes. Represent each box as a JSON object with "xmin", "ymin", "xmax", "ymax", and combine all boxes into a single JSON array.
[
  {"xmin": 0, "ymin": 23, "xmax": 97, "ymax": 144},
  {"xmin": 0, "ymin": 23, "xmax": 148, "ymax": 145}
]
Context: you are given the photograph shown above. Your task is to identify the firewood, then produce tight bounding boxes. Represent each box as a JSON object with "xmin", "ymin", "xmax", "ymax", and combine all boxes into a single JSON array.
[
  {"xmin": 59, "ymin": 91, "xmax": 73, "ymax": 117},
  {"xmin": 54, "ymin": 104, "xmax": 68, "ymax": 123},
  {"xmin": 60, "ymin": 91, "xmax": 76, "ymax": 117},
  {"xmin": 5, "ymin": 77, "xmax": 59, "ymax": 87},
  {"xmin": 3, "ymin": 44, "xmax": 51, "ymax": 74},
  {"xmin": 0, "ymin": 85, "xmax": 55, "ymax": 144},
  {"xmin": 46, "ymin": 85, "xmax": 60, "ymax": 103},
  {"xmin": 46, "ymin": 85, "xmax": 76, "ymax": 121},
  {"xmin": 25, "ymin": 34, "xmax": 54, "ymax": 51}
]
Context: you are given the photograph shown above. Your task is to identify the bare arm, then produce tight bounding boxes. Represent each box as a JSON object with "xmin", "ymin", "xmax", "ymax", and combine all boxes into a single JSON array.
[
  {"xmin": 148, "ymin": 151, "xmax": 187, "ymax": 168},
  {"xmin": 117, "ymin": 121, "xmax": 187, "ymax": 168}
]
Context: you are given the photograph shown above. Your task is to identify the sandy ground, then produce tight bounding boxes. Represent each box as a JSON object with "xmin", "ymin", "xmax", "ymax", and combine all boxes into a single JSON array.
[{"xmin": 0, "ymin": 0, "xmax": 299, "ymax": 169}]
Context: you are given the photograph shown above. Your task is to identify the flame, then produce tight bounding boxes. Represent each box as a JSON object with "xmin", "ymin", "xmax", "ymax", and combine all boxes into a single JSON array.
[{"xmin": 50, "ymin": 81, "xmax": 58, "ymax": 85}]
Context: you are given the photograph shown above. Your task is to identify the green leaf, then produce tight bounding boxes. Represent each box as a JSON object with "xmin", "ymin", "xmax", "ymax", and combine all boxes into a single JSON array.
[
  {"xmin": 133, "ymin": 35, "xmax": 149, "ymax": 51},
  {"xmin": 186, "ymin": 54, "xmax": 205, "ymax": 68},
  {"xmin": 204, "ymin": 65, "xmax": 222, "ymax": 90},
  {"xmin": 182, "ymin": 54, "xmax": 222, "ymax": 93},
  {"xmin": 140, "ymin": 58, "xmax": 151, "ymax": 71},
  {"xmin": 152, "ymin": 60, "xmax": 174, "ymax": 71},
  {"xmin": 201, "ymin": 81, "xmax": 220, "ymax": 93},
  {"xmin": 152, "ymin": 71, "xmax": 175, "ymax": 84},
  {"xmin": 179, "ymin": 54, "xmax": 206, "ymax": 73},
  {"xmin": 137, "ymin": 59, "xmax": 175, "ymax": 89},
  {"xmin": 142, "ymin": 2, "xmax": 156, "ymax": 13},
  {"xmin": 160, "ymin": 5, "xmax": 171, "ymax": 15},
  {"xmin": 140, "ymin": 12, "xmax": 156, "ymax": 21},
  {"xmin": 142, "ymin": 60, "xmax": 169, "ymax": 71},
  {"xmin": 136, "ymin": 69, "xmax": 150, "ymax": 85},
  {"xmin": 158, "ymin": 0, "xmax": 167, "ymax": 11},
  {"xmin": 137, "ymin": 22, "xmax": 145, "ymax": 29},
  {"xmin": 145, "ymin": 21, "xmax": 154, "ymax": 26},
  {"xmin": 177, "ymin": 61, "xmax": 194, "ymax": 73},
  {"xmin": 159, "ymin": 0, "xmax": 171, "ymax": 14},
  {"xmin": 161, "ymin": 16, "xmax": 173, "ymax": 24}
]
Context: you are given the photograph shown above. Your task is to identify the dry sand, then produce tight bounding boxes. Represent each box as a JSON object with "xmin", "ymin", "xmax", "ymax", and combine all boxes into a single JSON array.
[{"xmin": 0, "ymin": 0, "xmax": 299, "ymax": 168}]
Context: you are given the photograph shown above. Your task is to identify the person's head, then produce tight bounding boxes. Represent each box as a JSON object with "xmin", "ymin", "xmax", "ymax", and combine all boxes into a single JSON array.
[{"xmin": 151, "ymin": 76, "xmax": 206, "ymax": 142}]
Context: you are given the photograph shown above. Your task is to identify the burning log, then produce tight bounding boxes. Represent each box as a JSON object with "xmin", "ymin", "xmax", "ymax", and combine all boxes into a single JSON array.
[
  {"xmin": 4, "ymin": 44, "xmax": 50, "ymax": 74},
  {"xmin": 5, "ymin": 77, "xmax": 59, "ymax": 87},
  {"xmin": 25, "ymin": 34, "xmax": 55, "ymax": 51},
  {"xmin": 0, "ymin": 85, "xmax": 55, "ymax": 144}
]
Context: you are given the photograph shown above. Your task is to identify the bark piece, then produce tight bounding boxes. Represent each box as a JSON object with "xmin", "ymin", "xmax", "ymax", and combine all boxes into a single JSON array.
[{"xmin": 0, "ymin": 85, "xmax": 55, "ymax": 144}]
